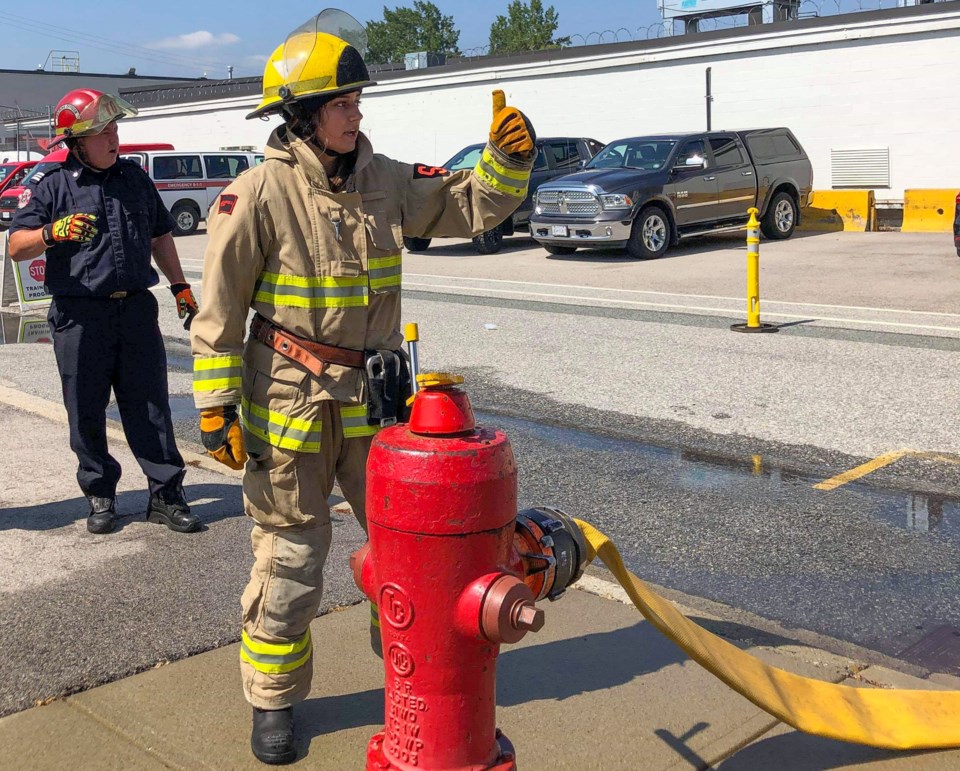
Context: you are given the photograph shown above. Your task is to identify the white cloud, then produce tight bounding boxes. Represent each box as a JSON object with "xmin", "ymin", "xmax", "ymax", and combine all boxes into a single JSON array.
[{"xmin": 148, "ymin": 31, "xmax": 241, "ymax": 50}]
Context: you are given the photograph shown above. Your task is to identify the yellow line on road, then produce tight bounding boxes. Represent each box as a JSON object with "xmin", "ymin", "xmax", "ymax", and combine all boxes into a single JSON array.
[
  {"xmin": 814, "ymin": 450, "xmax": 909, "ymax": 490},
  {"xmin": 913, "ymin": 452, "xmax": 960, "ymax": 467},
  {"xmin": 815, "ymin": 449, "xmax": 960, "ymax": 490}
]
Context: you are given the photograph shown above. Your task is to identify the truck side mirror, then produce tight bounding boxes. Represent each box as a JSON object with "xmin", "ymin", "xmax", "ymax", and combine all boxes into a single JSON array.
[{"xmin": 674, "ymin": 156, "xmax": 706, "ymax": 172}]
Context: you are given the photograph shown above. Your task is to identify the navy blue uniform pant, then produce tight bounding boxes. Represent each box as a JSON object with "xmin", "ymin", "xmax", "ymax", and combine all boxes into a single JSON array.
[{"xmin": 48, "ymin": 291, "xmax": 184, "ymax": 498}]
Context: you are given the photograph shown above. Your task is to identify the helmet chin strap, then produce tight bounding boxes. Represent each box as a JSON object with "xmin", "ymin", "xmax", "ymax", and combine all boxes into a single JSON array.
[{"xmin": 306, "ymin": 135, "xmax": 347, "ymax": 158}]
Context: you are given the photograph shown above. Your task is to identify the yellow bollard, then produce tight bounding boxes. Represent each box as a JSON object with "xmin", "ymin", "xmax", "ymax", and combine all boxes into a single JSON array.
[{"xmin": 731, "ymin": 208, "xmax": 778, "ymax": 334}]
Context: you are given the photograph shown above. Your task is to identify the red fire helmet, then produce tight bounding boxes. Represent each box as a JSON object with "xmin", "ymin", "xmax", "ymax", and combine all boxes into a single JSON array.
[{"xmin": 50, "ymin": 88, "xmax": 138, "ymax": 146}]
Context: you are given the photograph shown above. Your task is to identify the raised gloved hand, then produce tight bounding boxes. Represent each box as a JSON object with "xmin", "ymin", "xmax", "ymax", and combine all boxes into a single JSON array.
[
  {"xmin": 170, "ymin": 282, "xmax": 199, "ymax": 330},
  {"xmin": 489, "ymin": 89, "xmax": 536, "ymax": 158},
  {"xmin": 44, "ymin": 213, "xmax": 98, "ymax": 244},
  {"xmin": 200, "ymin": 406, "xmax": 247, "ymax": 470}
]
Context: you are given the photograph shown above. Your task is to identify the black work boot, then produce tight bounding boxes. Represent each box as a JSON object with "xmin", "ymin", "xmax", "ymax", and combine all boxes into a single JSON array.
[
  {"xmin": 251, "ymin": 707, "xmax": 296, "ymax": 765},
  {"xmin": 146, "ymin": 476, "xmax": 201, "ymax": 533},
  {"xmin": 86, "ymin": 496, "xmax": 118, "ymax": 534}
]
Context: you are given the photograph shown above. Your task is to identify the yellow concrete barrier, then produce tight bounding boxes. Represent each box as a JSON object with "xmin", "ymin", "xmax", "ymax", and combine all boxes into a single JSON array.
[
  {"xmin": 799, "ymin": 190, "xmax": 875, "ymax": 232},
  {"xmin": 901, "ymin": 189, "xmax": 957, "ymax": 233}
]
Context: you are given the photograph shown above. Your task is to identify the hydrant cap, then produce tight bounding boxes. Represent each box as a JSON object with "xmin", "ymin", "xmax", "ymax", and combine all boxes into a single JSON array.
[
  {"xmin": 416, "ymin": 372, "xmax": 463, "ymax": 388},
  {"xmin": 408, "ymin": 372, "xmax": 476, "ymax": 435}
]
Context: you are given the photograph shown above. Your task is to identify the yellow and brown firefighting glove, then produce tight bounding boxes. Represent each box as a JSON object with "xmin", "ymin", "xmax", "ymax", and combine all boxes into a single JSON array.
[
  {"xmin": 43, "ymin": 213, "xmax": 98, "ymax": 245},
  {"xmin": 200, "ymin": 406, "xmax": 247, "ymax": 470},
  {"xmin": 170, "ymin": 282, "xmax": 199, "ymax": 330},
  {"xmin": 489, "ymin": 89, "xmax": 536, "ymax": 159}
]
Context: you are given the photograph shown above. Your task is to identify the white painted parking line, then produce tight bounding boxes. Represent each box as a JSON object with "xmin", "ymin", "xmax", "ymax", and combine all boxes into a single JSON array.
[
  {"xmin": 405, "ymin": 273, "xmax": 960, "ymax": 320},
  {"xmin": 405, "ymin": 277, "xmax": 960, "ymax": 335}
]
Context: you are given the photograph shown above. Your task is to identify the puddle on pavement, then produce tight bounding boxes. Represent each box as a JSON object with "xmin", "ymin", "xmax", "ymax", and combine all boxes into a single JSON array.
[
  {"xmin": 0, "ymin": 314, "xmax": 52, "ymax": 345},
  {"xmin": 479, "ymin": 410, "xmax": 960, "ymax": 537}
]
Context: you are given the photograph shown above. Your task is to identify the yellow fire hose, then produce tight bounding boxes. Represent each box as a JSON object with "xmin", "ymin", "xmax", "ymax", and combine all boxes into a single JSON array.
[{"xmin": 575, "ymin": 519, "xmax": 960, "ymax": 750}]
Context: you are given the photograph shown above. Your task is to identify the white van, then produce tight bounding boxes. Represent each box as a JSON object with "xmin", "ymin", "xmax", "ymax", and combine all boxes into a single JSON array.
[{"xmin": 122, "ymin": 150, "xmax": 264, "ymax": 236}]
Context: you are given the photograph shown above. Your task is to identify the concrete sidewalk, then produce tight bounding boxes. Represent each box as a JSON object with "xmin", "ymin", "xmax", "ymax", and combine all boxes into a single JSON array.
[
  {"xmin": 2, "ymin": 378, "xmax": 960, "ymax": 769},
  {"xmin": 3, "ymin": 591, "xmax": 960, "ymax": 770}
]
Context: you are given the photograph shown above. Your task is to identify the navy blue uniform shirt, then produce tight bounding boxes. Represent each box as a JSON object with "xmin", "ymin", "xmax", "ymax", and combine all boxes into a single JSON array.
[{"xmin": 10, "ymin": 153, "xmax": 175, "ymax": 297}]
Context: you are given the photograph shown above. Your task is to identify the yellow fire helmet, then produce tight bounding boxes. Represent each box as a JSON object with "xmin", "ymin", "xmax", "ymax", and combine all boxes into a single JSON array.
[{"xmin": 247, "ymin": 9, "xmax": 376, "ymax": 120}]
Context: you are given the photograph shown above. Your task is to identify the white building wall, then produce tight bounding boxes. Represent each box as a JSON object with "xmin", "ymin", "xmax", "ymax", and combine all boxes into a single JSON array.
[{"xmin": 119, "ymin": 7, "xmax": 960, "ymax": 201}]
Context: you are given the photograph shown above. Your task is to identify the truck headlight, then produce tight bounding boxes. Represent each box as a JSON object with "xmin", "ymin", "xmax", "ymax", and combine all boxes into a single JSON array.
[{"xmin": 600, "ymin": 194, "xmax": 633, "ymax": 210}]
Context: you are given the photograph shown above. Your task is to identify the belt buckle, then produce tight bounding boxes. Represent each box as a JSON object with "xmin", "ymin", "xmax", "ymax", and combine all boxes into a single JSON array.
[{"xmin": 110, "ymin": 291, "xmax": 128, "ymax": 299}]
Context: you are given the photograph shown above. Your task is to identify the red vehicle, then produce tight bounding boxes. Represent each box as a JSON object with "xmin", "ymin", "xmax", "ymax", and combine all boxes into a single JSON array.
[
  {"xmin": 0, "ymin": 161, "xmax": 37, "ymax": 195},
  {"xmin": 0, "ymin": 143, "xmax": 173, "ymax": 229}
]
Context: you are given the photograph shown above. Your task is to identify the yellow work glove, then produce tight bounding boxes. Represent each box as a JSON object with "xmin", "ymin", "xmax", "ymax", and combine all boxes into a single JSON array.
[
  {"xmin": 489, "ymin": 89, "xmax": 536, "ymax": 159},
  {"xmin": 45, "ymin": 213, "xmax": 98, "ymax": 244},
  {"xmin": 200, "ymin": 406, "xmax": 247, "ymax": 470},
  {"xmin": 169, "ymin": 282, "xmax": 199, "ymax": 330}
]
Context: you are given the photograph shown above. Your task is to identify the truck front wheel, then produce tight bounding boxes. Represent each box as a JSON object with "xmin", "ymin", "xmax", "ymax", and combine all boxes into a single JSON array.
[
  {"xmin": 626, "ymin": 206, "xmax": 671, "ymax": 259},
  {"xmin": 761, "ymin": 191, "xmax": 797, "ymax": 240},
  {"xmin": 403, "ymin": 236, "xmax": 432, "ymax": 252},
  {"xmin": 472, "ymin": 223, "xmax": 504, "ymax": 254}
]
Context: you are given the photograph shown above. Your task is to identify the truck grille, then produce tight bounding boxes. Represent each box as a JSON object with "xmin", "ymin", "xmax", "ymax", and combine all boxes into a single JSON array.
[
  {"xmin": 0, "ymin": 195, "xmax": 19, "ymax": 210},
  {"xmin": 537, "ymin": 189, "xmax": 600, "ymax": 217}
]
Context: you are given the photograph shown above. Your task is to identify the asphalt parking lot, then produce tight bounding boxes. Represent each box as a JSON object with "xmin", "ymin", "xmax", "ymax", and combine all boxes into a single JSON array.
[{"xmin": 1, "ymin": 226, "xmax": 958, "ymax": 721}]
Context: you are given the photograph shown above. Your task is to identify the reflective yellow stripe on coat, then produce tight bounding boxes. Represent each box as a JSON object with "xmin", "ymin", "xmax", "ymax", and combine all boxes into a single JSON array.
[
  {"xmin": 254, "ymin": 271, "xmax": 368, "ymax": 309},
  {"xmin": 369, "ymin": 254, "xmax": 402, "ymax": 291},
  {"xmin": 193, "ymin": 355, "xmax": 242, "ymax": 392},
  {"xmin": 240, "ymin": 629, "xmax": 312, "ymax": 675},
  {"xmin": 340, "ymin": 404, "xmax": 378, "ymax": 438},
  {"xmin": 474, "ymin": 148, "xmax": 529, "ymax": 199},
  {"xmin": 241, "ymin": 396, "xmax": 323, "ymax": 453}
]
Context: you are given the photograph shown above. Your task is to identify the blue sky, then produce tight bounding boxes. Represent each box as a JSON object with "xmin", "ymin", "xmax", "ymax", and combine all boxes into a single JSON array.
[{"xmin": 0, "ymin": 2, "xmax": 669, "ymax": 80}]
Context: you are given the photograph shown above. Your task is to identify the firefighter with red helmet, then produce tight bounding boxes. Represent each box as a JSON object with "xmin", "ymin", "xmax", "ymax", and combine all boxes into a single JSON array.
[
  {"xmin": 8, "ymin": 88, "xmax": 200, "ymax": 535},
  {"xmin": 190, "ymin": 10, "xmax": 536, "ymax": 765}
]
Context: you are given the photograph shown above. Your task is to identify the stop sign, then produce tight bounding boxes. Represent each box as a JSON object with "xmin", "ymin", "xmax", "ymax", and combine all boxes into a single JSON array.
[{"xmin": 28, "ymin": 259, "xmax": 45, "ymax": 282}]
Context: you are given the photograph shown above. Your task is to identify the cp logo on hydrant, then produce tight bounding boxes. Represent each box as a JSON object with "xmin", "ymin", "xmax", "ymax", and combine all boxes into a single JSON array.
[{"xmin": 352, "ymin": 373, "xmax": 588, "ymax": 771}]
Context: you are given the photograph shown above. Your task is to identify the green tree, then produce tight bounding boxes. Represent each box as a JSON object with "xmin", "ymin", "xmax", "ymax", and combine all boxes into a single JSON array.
[
  {"xmin": 366, "ymin": 2, "xmax": 461, "ymax": 65},
  {"xmin": 488, "ymin": 0, "xmax": 570, "ymax": 55}
]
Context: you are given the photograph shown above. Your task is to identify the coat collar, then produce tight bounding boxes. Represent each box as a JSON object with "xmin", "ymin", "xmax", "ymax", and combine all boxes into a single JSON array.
[{"xmin": 264, "ymin": 126, "xmax": 373, "ymax": 190}]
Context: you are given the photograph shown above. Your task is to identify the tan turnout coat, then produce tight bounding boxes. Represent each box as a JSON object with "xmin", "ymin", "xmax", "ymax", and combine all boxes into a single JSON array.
[{"xmin": 191, "ymin": 127, "xmax": 532, "ymax": 453}]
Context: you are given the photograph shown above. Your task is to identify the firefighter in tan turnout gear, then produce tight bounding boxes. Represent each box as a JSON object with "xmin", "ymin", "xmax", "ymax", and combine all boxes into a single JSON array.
[{"xmin": 190, "ymin": 10, "xmax": 536, "ymax": 765}]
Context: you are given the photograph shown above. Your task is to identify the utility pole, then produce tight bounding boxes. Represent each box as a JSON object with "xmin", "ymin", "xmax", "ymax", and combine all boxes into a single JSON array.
[{"xmin": 706, "ymin": 67, "xmax": 713, "ymax": 131}]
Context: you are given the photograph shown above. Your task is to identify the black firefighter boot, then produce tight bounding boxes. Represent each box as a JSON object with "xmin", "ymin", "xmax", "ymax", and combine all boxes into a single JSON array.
[
  {"xmin": 252, "ymin": 707, "xmax": 296, "ymax": 765},
  {"xmin": 146, "ymin": 474, "xmax": 201, "ymax": 533},
  {"xmin": 86, "ymin": 496, "xmax": 118, "ymax": 534}
]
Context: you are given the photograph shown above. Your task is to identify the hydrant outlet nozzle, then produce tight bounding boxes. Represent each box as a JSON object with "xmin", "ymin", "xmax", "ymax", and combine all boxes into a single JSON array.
[
  {"xmin": 514, "ymin": 507, "xmax": 590, "ymax": 602},
  {"xmin": 480, "ymin": 574, "xmax": 540, "ymax": 644}
]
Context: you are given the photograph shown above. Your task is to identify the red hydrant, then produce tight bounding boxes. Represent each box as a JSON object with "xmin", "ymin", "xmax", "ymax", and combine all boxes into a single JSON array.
[{"xmin": 351, "ymin": 374, "xmax": 588, "ymax": 770}]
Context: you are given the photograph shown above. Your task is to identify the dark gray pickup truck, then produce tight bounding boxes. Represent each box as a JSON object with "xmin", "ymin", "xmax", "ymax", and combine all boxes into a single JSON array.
[
  {"xmin": 403, "ymin": 136, "xmax": 604, "ymax": 255},
  {"xmin": 529, "ymin": 128, "xmax": 812, "ymax": 259}
]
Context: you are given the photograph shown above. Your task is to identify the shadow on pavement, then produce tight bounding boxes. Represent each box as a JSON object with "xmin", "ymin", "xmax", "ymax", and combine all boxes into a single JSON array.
[
  {"xmin": 715, "ymin": 729, "xmax": 934, "ymax": 769},
  {"xmin": 297, "ymin": 687, "xmax": 384, "ymax": 750},
  {"xmin": 498, "ymin": 622, "xmax": 686, "ymax": 705},
  {"xmin": 0, "ymin": 482, "xmax": 244, "ymax": 531},
  {"xmin": 420, "ymin": 236, "xmax": 539, "ymax": 257}
]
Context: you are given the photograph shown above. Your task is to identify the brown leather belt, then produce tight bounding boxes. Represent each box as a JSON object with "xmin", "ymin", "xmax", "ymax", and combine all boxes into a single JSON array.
[{"xmin": 249, "ymin": 315, "xmax": 365, "ymax": 376}]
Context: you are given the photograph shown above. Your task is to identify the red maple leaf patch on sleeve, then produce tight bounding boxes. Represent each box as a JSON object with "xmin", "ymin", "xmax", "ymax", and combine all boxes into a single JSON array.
[{"xmin": 218, "ymin": 194, "xmax": 238, "ymax": 215}]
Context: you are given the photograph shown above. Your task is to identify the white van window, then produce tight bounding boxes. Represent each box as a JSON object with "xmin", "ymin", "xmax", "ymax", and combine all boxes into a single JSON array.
[
  {"xmin": 154, "ymin": 155, "xmax": 203, "ymax": 180},
  {"xmin": 204, "ymin": 154, "xmax": 251, "ymax": 179}
]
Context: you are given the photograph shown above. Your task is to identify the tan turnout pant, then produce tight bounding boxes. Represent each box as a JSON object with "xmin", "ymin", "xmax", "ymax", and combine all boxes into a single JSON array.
[{"xmin": 239, "ymin": 400, "xmax": 374, "ymax": 709}]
